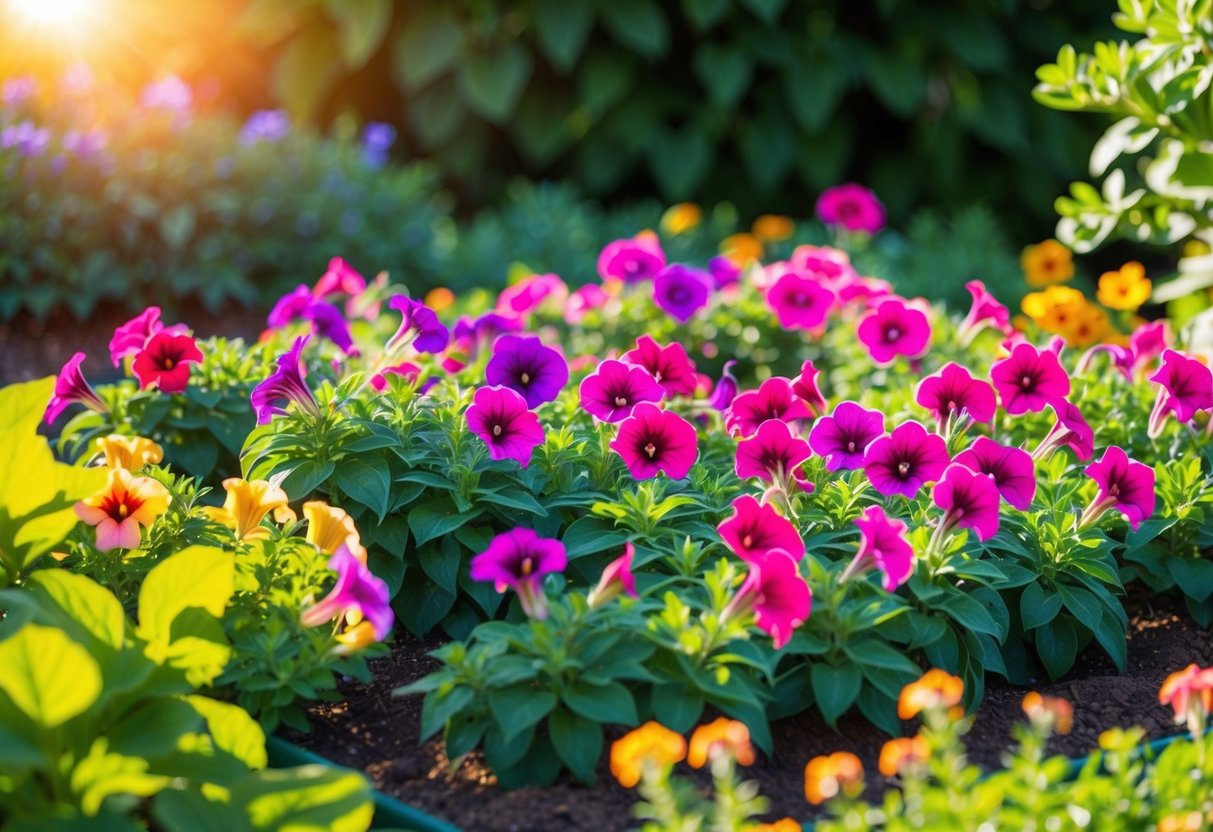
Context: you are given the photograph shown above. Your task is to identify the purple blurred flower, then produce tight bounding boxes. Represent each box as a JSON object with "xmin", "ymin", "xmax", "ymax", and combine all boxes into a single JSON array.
[
  {"xmin": 1, "ymin": 77, "xmax": 35, "ymax": 106},
  {"xmin": 300, "ymin": 301, "xmax": 357, "ymax": 355},
  {"xmin": 62, "ymin": 129, "xmax": 107, "ymax": 160},
  {"xmin": 485, "ymin": 335, "xmax": 568, "ymax": 408},
  {"xmin": 240, "ymin": 110, "xmax": 290, "ymax": 145},
  {"xmin": 140, "ymin": 76, "xmax": 193, "ymax": 114},
  {"xmin": 250, "ymin": 335, "xmax": 321, "ymax": 424},
  {"xmin": 0, "ymin": 121, "xmax": 50, "ymax": 157},
  {"xmin": 387, "ymin": 295, "xmax": 450, "ymax": 354},
  {"xmin": 598, "ymin": 235, "xmax": 665, "ymax": 283},
  {"xmin": 362, "ymin": 121, "xmax": 396, "ymax": 168},
  {"xmin": 708, "ymin": 255, "xmax": 742, "ymax": 289},
  {"xmin": 268, "ymin": 285, "xmax": 314, "ymax": 328},
  {"xmin": 653, "ymin": 264, "xmax": 712, "ymax": 323},
  {"xmin": 707, "ymin": 360, "xmax": 740, "ymax": 411}
]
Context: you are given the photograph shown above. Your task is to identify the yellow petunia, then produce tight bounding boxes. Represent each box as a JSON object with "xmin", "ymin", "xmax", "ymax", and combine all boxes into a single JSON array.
[
  {"xmin": 303, "ymin": 501, "xmax": 367, "ymax": 563},
  {"xmin": 95, "ymin": 434, "xmax": 164, "ymax": 470},
  {"xmin": 203, "ymin": 478, "xmax": 294, "ymax": 541}
]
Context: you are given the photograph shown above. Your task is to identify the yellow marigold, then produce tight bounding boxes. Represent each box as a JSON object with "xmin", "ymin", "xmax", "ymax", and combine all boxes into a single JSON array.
[
  {"xmin": 424, "ymin": 287, "xmax": 455, "ymax": 312},
  {"xmin": 1021, "ymin": 285, "xmax": 1087, "ymax": 333},
  {"xmin": 1096, "ymin": 261, "xmax": 1151, "ymax": 311},
  {"xmin": 303, "ymin": 501, "xmax": 367, "ymax": 562},
  {"xmin": 661, "ymin": 203, "xmax": 702, "ymax": 235},
  {"xmin": 1021, "ymin": 692, "xmax": 1074, "ymax": 735},
  {"xmin": 898, "ymin": 669, "xmax": 964, "ymax": 720},
  {"xmin": 609, "ymin": 722, "xmax": 686, "ymax": 788},
  {"xmin": 877, "ymin": 735, "xmax": 929, "ymax": 777},
  {"xmin": 95, "ymin": 434, "xmax": 163, "ymax": 470},
  {"xmin": 203, "ymin": 478, "xmax": 294, "ymax": 541},
  {"xmin": 687, "ymin": 717, "xmax": 755, "ymax": 768},
  {"xmin": 752, "ymin": 214, "xmax": 795, "ymax": 243},
  {"xmin": 721, "ymin": 232, "xmax": 764, "ymax": 267},
  {"xmin": 748, "ymin": 820, "xmax": 802, "ymax": 832},
  {"xmin": 803, "ymin": 751, "xmax": 864, "ymax": 804},
  {"xmin": 1021, "ymin": 239, "xmax": 1074, "ymax": 287}
]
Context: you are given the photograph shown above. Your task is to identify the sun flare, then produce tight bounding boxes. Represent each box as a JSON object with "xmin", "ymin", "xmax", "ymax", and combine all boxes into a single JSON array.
[{"xmin": 5, "ymin": 0, "xmax": 104, "ymax": 32}]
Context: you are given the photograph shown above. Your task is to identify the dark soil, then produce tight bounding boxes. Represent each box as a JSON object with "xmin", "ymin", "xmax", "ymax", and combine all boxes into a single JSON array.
[{"xmin": 289, "ymin": 591, "xmax": 1213, "ymax": 832}]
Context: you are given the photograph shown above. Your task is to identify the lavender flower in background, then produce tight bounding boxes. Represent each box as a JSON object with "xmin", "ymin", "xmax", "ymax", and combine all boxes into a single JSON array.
[
  {"xmin": 59, "ymin": 65, "xmax": 94, "ymax": 95},
  {"xmin": 62, "ymin": 129, "xmax": 108, "ymax": 162},
  {"xmin": 1, "ymin": 76, "xmax": 35, "ymax": 107},
  {"xmin": 0, "ymin": 121, "xmax": 49, "ymax": 157},
  {"xmin": 652, "ymin": 264, "xmax": 713, "ymax": 324},
  {"xmin": 362, "ymin": 121, "xmax": 396, "ymax": 168},
  {"xmin": 240, "ymin": 109, "xmax": 290, "ymax": 145},
  {"xmin": 140, "ymin": 76, "xmax": 193, "ymax": 114}
]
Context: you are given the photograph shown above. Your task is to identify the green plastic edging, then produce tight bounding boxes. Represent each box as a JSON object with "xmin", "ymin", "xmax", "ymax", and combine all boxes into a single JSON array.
[{"xmin": 266, "ymin": 735, "xmax": 463, "ymax": 832}]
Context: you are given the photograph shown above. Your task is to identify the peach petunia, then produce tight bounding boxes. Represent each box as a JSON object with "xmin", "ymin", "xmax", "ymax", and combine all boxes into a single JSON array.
[{"xmin": 75, "ymin": 468, "xmax": 170, "ymax": 551}]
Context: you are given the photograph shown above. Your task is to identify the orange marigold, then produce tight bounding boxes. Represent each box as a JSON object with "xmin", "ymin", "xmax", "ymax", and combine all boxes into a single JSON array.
[
  {"xmin": 424, "ymin": 287, "xmax": 455, "ymax": 312},
  {"xmin": 752, "ymin": 214, "xmax": 795, "ymax": 243},
  {"xmin": 1021, "ymin": 692, "xmax": 1074, "ymax": 735},
  {"xmin": 1021, "ymin": 239, "xmax": 1074, "ymax": 287},
  {"xmin": 804, "ymin": 751, "xmax": 864, "ymax": 804},
  {"xmin": 688, "ymin": 717, "xmax": 755, "ymax": 768},
  {"xmin": 878, "ymin": 735, "xmax": 929, "ymax": 777},
  {"xmin": 609, "ymin": 722, "xmax": 686, "ymax": 788},
  {"xmin": 1096, "ymin": 261, "xmax": 1151, "ymax": 311},
  {"xmin": 661, "ymin": 203, "xmax": 703, "ymax": 235},
  {"xmin": 898, "ymin": 669, "xmax": 964, "ymax": 720},
  {"xmin": 721, "ymin": 232, "xmax": 764, "ymax": 267},
  {"xmin": 749, "ymin": 820, "xmax": 802, "ymax": 832}
]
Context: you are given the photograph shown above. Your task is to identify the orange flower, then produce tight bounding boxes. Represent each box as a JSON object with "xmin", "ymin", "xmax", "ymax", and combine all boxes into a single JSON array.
[
  {"xmin": 1066, "ymin": 303, "xmax": 1110, "ymax": 347},
  {"xmin": 1159, "ymin": 664, "xmax": 1213, "ymax": 728},
  {"xmin": 687, "ymin": 717, "xmax": 755, "ymax": 768},
  {"xmin": 878, "ymin": 735, "xmax": 929, "ymax": 777},
  {"xmin": 424, "ymin": 287, "xmax": 455, "ymax": 312},
  {"xmin": 804, "ymin": 751, "xmax": 864, "ymax": 804},
  {"xmin": 609, "ymin": 722, "xmax": 686, "ymax": 787},
  {"xmin": 202, "ymin": 478, "xmax": 294, "ymax": 541},
  {"xmin": 1021, "ymin": 240, "xmax": 1074, "ymax": 287},
  {"xmin": 1096, "ymin": 261, "xmax": 1151, "ymax": 311},
  {"xmin": 661, "ymin": 203, "xmax": 703, "ymax": 235},
  {"xmin": 1021, "ymin": 285, "xmax": 1086, "ymax": 331},
  {"xmin": 74, "ymin": 468, "xmax": 170, "ymax": 551},
  {"xmin": 95, "ymin": 434, "xmax": 163, "ymax": 470},
  {"xmin": 898, "ymin": 669, "xmax": 964, "ymax": 720},
  {"xmin": 752, "ymin": 214, "xmax": 795, "ymax": 243},
  {"xmin": 1021, "ymin": 692, "xmax": 1073, "ymax": 735},
  {"xmin": 721, "ymin": 232, "xmax": 764, "ymax": 267},
  {"xmin": 303, "ymin": 501, "xmax": 367, "ymax": 562},
  {"xmin": 749, "ymin": 820, "xmax": 802, "ymax": 832},
  {"xmin": 1158, "ymin": 812, "xmax": 1206, "ymax": 832}
]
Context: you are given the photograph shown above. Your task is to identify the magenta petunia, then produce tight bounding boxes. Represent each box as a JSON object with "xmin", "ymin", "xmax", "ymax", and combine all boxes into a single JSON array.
[
  {"xmin": 610, "ymin": 402, "xmax": 699, "ymax": 480},
  {"xmin": 717, "ymin": 494, "xmax": 805, "ymax": 563},
  {"xmin": 598, "ymin": 235, "xmax": 666, "ymax": 284},
  {"xmin": 45, "ymin": 352, "xmax": 108, "ymax": 424},
  {"xmin": 108, "ymin": 306, "xmax": 187, "ymax": 367},
  {"xmin": 789, "ymin": 245, "xmax": 857, "ymax": 286},
  {"xmin": 722, "ymin": 548, "xmax": 811, "ymax": 649},
  {"xmin": 1078, "ymin": 343, "xmax": 1137, "ymax": 381},
  {"xmin": 1148, "ymin": 349, "xmax": 1213, "ymax": 436},
  {"xmin": 837, "ymin": 276, "xmax": 893, "ymax": 310},
  {"xmin": 564, "ymin": 283, "xmax": 609, "ymax": 325},
  {"xmin": 250, "ymin": 335, "xmax": 321, "ymax": 424},
  {"xmin": 131, "ymin": 332, "xmax": 202, "ymax": 393},
  {"xmin": 953, "ymin": 437, "xmax": 1036, "ymax": 511},
  {"xmin": 313, "ymin": 257, "xmax": 367, "ymax": 299},
  {"xmin": 579, "ymin": 359, "xmax": 664, "ymax": 422},
  {"xmin": 300, "ymin": 542, "xmax": 394, "ymax": 640},
  {"xmin": 708, "ymin": 255, "xmax": 742, "ymax": 289},
  {"xmin": 497, "ymin": 273, "xmax": 568, "ymax": 318},
  {"xmin": 370, "ymin": 360, "xmax": 422, "ymax": 393},
  {"xmin": 470, "ymin": 528, "xmax": 567, "ymax": 620},
  {"xmin": 792, "ymin": 359, "xmax": 827, "ymax": 416},
  {"xmin": 587, "ymin": 543, "xmax": 637, "ymax": 608},
  {"xmin": 807, "ymin": 401, "xmax": 884, "ymax": 471},
  {"xmin": 653, "ymin": 264, "xmax": 713, "ymax": 324},
  {"xmin": 1081, "ymin": 446, "xmax": 1156, "ymax": 531},
  {"xmin": 386, "ymin": 295, "xmax": 450, "ymax": 355},
  {"xmin": 268, "ymin": 284, "xmax": 314, "ymax": 329},
  {"xmin": 933, "ymin": 464, "xmax": 1002, "ymax": 542},
  {"xmin": 725, "ymin": 377, "xmax": 813, "ymax": 438},
  {"xmin": 915, "ymin": 362, "xmax": 997, "ymax": 428},
  {"xmin": 466, "ymin": 385, "xmax": 546, "ymax": 466},
  {"xmin": 623, "ymin": 335, "xmax": 698, "ymax": 397},
  {"xmin": 856, "ymin": 298, "xmax": 931, "ymax": 365},
  {"xmin": 1034, "ymin": 400, "xmax": 1095, "ymax": 461},
  {"xmin": 765, "ymin": 267, "xmax": 836, "ymax": 331},
  {"xmin": 706, "ymin": 360, "xmax": 740, "ymax": 412},
  {"xmin": 735, "ymin": 419, "xmax": 812, "ymax": 483},
  {"xmin": 863, "ymin": 421, "xmax": 950, "ymax": 499},
  {"xmin": 956, "ymin": 280, "xmax": 1011, "ymax": 344},
  {"xmin": 485, "ymin": 334, "xmax": 569, "ymax": 409},
  {"xmin": 845, "ymin": 505, "xmax": 914, "ymax": 591},
  {"xmin": 300, "ymin": 300, "xmax": 357, "ymax": 355},
  {"xmin": 816, "ymin": 183, "xmax": 886, "ymax": 235},
  {"xmin": 990, "ymin": 342, "xmax": 1071, "ymax": 416},
  {"xmin": 1131, "ymin": 320, "xmax": 1170, "ymax": 368}
]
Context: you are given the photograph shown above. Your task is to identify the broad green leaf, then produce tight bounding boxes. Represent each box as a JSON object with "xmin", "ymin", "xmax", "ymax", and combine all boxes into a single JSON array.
[
  {"xmin": 187, "ymin": 695, "xmax": 268, "ymax": 771},
  {"xmin": 108, "ymin": 698, "xmax": 202, "ymax": 759},
  {"xmin": 230, "ymin": 765, "xmax": 374, "ymax": 832},
  {"xmin": 408, "ymin": 500, "xmax": 476, "ymax": 546},
  {"xmin": 651, "ymin": 684, "xmax": 703, "ymax": 731},
  {"xmin": 326, "ymin": 0, "xmax": 391, "ymax": 69},
  {"xmin": 647, "ymin": 127, "xmax": 711, "ymax": 200},
  {"xmin": 561, "ymin": 681, "xmax": 638, "ymax": 725},
  {"xmin": 0, "ymin": 624, "xmax": 101, "ymax": 728},
  {"xmin": 692, "ymin": 45, "xmax": 751, "ymax": 108},
  {"xmin": 23, "ymin": 570, "xmax": 124, "ymax": 650},
  {"xmin": 332, "ymin": 456, "xmax": 392, "ymax": 521},
  {"xmin": 1021, "ymin": 581, "xmax": 1063, "ymax": 630},
  {"xmin": 600, "ymin": 0, "xmax": 669, "ymax": 57},
  {"xmin": 394, "ymin": 7, "xmax": 464, "ymax": 90},
  {"xmin": 279, "ymin": 460, "xmax": 335, "ymax": 501},
  {"xmin": 0, "ymin": 377, "xmax": 54, "ymax": 434},
  {"xmin": 489, "ymin": 683, "xmax": 557, "ymax": 741},
  {"xmin": 273, "ymin": 21, "xmax": 340, "ymax": 122},
  {"xmin": 458, "ymin": 42, "xmax": 533, "ymax": 123},
  {"xmin": 153, "ymin": 788, "xmax": 244, "ymax": 832},
  {"xmin": 138, "ymin": 547, "xmax": 235, "ymax": 646},
  {"xmin": 534, "ymin": 0, "xmax": 594, "ymax": 72},
  {"xmin": 548, "ymin": 707, "xmax": 603, "ymax": 783},
  {"xmin": 738, "ymin": 0, "xmax": 787, "ymax": 23},
  {"xmin": 395, "ymin": 577, "xmax": 456, "ymax": 635},
  {"xmin": 785, "ymin": 58, "xmax": 847, "ymax": 132},
  {"xmin": 70, "ymin": 739, "xmax": 171, "ymax": 814},
  {"xmin": 1035, "ymin": 616, "xmax": 1079, "ymax": 680},
  {"xmin": 810, "ymin": 662, "xmax": 861, "ymax": 727}
]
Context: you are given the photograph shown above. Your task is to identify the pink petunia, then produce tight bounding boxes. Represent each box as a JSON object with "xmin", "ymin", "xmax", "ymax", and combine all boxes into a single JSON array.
[
  {"xmin": 1033, "ymin": 400, "xmax": 1094, "ymax": 461},
  {"xmin": 611, "ymin": 403, "xmax": 699, "ymax": 480},
  {"xmin": 863, "ymin": 421, "xmax": 950, "ymax": 499},
  {"xmin": 844, "ymin": 505, "xmax": 914, "ymax": 591},
  {"xmin": 953, "ymin": 437, "xmax": 1035, "ymax": 511},
  {"xmin": 765, "ymin": 267, "xmax": 836, "ymax": 331},
  {"xmin": 1081, "ymin": 446, "xmax": 1156, "ymax": 531},
  {"xmin": 1148, "ymin": 349, "xmax": 1213, "ymax": 437},
  {"xmin": 735, "ymin": 419, "xmax": 812, "ymax": 483},
  {"xmin": 108, "ymin": 306, "xmax": 188, "ymax": 367},
  {"xmin": 808, "ymin": 401, "xmax": 885, "ymax": 471},
  {"xmin": 470, "ymin": 528, "xmax": 567, "ymax": 620},
  {"xmin": 598, "ymin": 235, "xmax": 666, "ymax": 284},
  {"xmin": 717, "ymin": 494, "xmax": 805, "ymax": 563},
  {"xmin": 623, "ymin": 335, "xmax": 698, "ymax": 397},
  {"xmin": 45, "ymin": 352, "xmax": 108, "ymax": 424},
  {"xmin": 586, "ymin": 543, "xmax": 637, "ymax": 608},
  {"xmin": 792, "ymin": 359, "xmax": 827, "ymax": 415},
  {"xmin": 990, "ymin": 342, "xmax": 1070, "ymax": 416},
  {"xmin": 856, "ymin": 298, "xmax": 931, "ymax": 365},
  {"xmin": 725, "ymin": 377, "xmax": 813, "ymax": 438},
  {"xmin": 915, "ymin": 362, "xmax": 997, "ymax": 428},
  {"xmin": 313, "ymin": 257, "xmax": 367, "ymax": 299},
  {"xmin": 564, "ymin": 283, "xmax": 609, "ymax": 325},
  {"xmin": 580, "ymin": 359, "xmax": 665, "ymax": 423},
  {"xmin": 466, "ymin": 386, "xmax": 546, "ymax": 467},
  {"xmin": 722, "ymin": 548, "xmax": 811, "ymax": 649},
  {"xmin": 956, "ymin": 280, "xmax": 1011, "ymax": 344},
  {"xmin": 933, "ymin": 464, "xmax": 1002, "ymax": 542},
  {"xmin": 816, "ymin": 183, "xmax": 886, "ymax": 235},
  {"xmin": 497, "ymin": 273, "xmax": 568, "ymax": 318}
]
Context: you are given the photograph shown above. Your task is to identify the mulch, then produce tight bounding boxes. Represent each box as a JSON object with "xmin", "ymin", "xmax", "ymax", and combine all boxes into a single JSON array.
[{"xmin": 288, "ymin": 590, "xmax": 1213, "ymax": 832}]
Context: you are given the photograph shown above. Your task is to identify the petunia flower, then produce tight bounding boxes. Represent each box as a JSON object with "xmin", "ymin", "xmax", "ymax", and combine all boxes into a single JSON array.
[
  {"xmin": 564, "ymin": 283, "xmax": 609, "ymax": 324},
  {"xmin": 653, "ymin": 264, "xmax": 713, "ymax": 323},
  {"xmin": 452, "ymin": 311, "xmax": 524, "ymax": 360},
  {"xmin": 789, "ymin": 244, "xmax": 857, "ymax": 286},
  {"xmin": 74, "ymin": 468, "xmax": 170, "ymax": 551},
  {"xmin": 370, "ymin": 360, "xmax": 423, "ymax": 393},
  {"xmin": 765, "ymin": 267, "xmax": 836, "ymax": 331},
  {"xmin": 956, "ymin": 280, "xmax": 1011, "ymax": 345},
  {"xmin": 300, "ymin": 300, "xmax": 357, "ymax": 355},
  {"xmin": 1032, "ymin": 400, "xmax": 1094, "ymax": 461},
  {"xmin": 470, "ymin": 528, "xmax": 567, "ymax": 620},
  {"xmin": 708, "ymin": 255, "xmax": 741, "ymax": 289},
  {"xmin": 837, "ymin": 276, "xmax": 893, "ymax": 310},
  {"xmin": 623, "ymin": 335, "xmax": 698, "ymax": 397},
  {"xmin": 792, "ymin": 360, "xmax": 827, "ymax": 416},
  {"xmin": 932, "ymin": 464, "xmax": 1002, "ymax": 542},
  {"xmin": 611, "ymin": 403, "xmax": 699, "ymax": 480},
  {"xmin": 250, "ymin": 335, "xmax": 321, "ymax": 424},
  {"xmin": 202, "ymin": 477, "xmax": 294, "ymax": 541},
  {"xmin": 1130, "ymin": 320, "xmax": 1170, "ymax": 367},
  {"xmin": 953, "ymin": 437, "xmax": 1035, "ymax": 510},
  {"xmin": 44, "ymin": 352, "xmax": 108, "ymax": 424},
  {"xmin": 131, "ymin": 333, "xmax": 203, "ymax": 393},
  {"xmin": 598, "ymin": 234, "xmax": 666, "ymax": 284},
  {"xmin": 386, "ymin": 295, "xmax": 450, "ymax": 355},
  {"xmin": 856, "ymin": 298, "xmax": 931, "ymax": 365},
  {"xmin": 497, "ymin": 273, "xmax": 568, "ymax": 318},
  {"xmin": 878, "ymin": 735, "xmax": 930, "ymax": 777},
  {"xmin": 735, "ymin": 419, "xmax": 812, "ymax": 484},
  {"xmin": 1148, "ymin": 349, "xmax": 1213, "ymax": 437},
  {"xmin": 466, "ymin": 385, "xmax": 545, "ymax": 466},
  {"xmin": 808, "ymin": 401, "xmax": 885, "ymax": 471},
  {"xmin": 706, "ymin": 360, "xmax": 740, "ymax": 411},
  {"xmin": 312, "ymin": 256, "xmax": 366, "ymax": 299},
  {"xmin": 1080, "ymin": 446, "xmax": 1155, "ymax": 531},
  {"xmin": 94, "ymin": 435, "xmax": 163, "ymax": 471},
  {"xmin": 267, "ymin": 284, "xmax": 314, "ymax": 328},
  {"xmin": 108, "ymin": 306, "xmax": 187, "ymax": 367},
  {"xmin": 717, "ymin": 494, "xmax": 805, "ymax": 563},
  {"xmin": 1158, "ymin": 663, "xmax": 1213, "ymax": 738},
  {"xmin": 300, "ymin": 541, "xmax": 394, "ymax": 643},
  {"xmin": 725, "ymin": 377, "xmax": 813, "ymax": 437},
  {"xmin": 990, "ymin": 342, "xmax": 1071, "ymax": 415},
  {"xmin": 485, "ymin": 334, "xmax": 569, "ymax": 409},
  {"xmin": 579, "ymin": 359, "xmax": 665, "ymax": 422},
  {"xmin": 304, "ymin": 500, "xmax": 367, "ymax": 562},
  {"xmin": 586, "ymin": 543, "xmax": 637, "ymax": 608},
  {"xmin": 915, "ymin": 362, "xmax": 997, "ymax": 430},
  {"xmin": 863, "ymin": 421, "xmax": 950, "ymax": 498},
  {"xmin": 842, "ymin": 505, "xmax": 914, "ymax": 591},
  {"xmin": 1077, "ymin": 343, "xmax": 1137, "ymax": 381},
  {"xmin": 816, "ymin": 183, "xmax": 886, "ymax": 234},
  {"xmin": 721, "ymin": 548, "xmax": 811, "ymax": 649}
]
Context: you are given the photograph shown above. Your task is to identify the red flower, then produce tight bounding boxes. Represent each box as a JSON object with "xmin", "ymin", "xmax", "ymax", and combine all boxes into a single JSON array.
[{"xmin": 131, "ymin": 333, "xmax": 203, "ymax": 393}]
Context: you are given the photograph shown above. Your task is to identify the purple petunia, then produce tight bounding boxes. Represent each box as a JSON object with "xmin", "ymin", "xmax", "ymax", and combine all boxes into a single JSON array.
[
  {"xmin": 807, "ymin": 401, "xmax": 884, "ymax": 471},
  {"xmin": 470, "ymin": 528, "xmax": 567, "ymax": 620},
  {"xmin": 652, "ymin": 264, "xmax": 713, "ymax": 324},
  {"xmin": 387, "ymin": 295, "xmax": 450, "ymax": 355},
  {"xmin": 250, "ymin": 335, "xmax": 321, "ymax": 424},
  {"xmin": 485, "ymin": 335, "xmax": 569, "ymax": 409},
  {"xmin": 863, "ymin": 421, "xmax": 950, "ymax": 499}
]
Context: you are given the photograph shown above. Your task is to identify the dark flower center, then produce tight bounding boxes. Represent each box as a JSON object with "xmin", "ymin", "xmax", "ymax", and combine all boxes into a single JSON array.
[
  {"xmin": 644, "ymin": 442, "xmax": 658, "ymax": 458},
  {"xmin": 160, "ymin": 357, "xmax": 176, "ymax": 370},
  {"xmin": 492, "ymin": 424, "xmax": 503, "ymax": 437},
  {"xmin": 1109, "ymin": 484, "xmax": 1120, "ymax": 497},
  {"xmin": 897, "ymin": 461, "xmax": 911, "ymax": 476},
  {"xmin": 1020, "ymin": 374, "xmax": 1033, "ymax": 389},
  {"xmin": 886, "ymin": 326, "xmax": 901, "ymax": 342}
]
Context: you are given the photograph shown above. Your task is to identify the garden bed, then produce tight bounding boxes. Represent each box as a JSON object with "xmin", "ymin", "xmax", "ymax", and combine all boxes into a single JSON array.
[{"xmin": 289, "ymin": 587, "xmax": 1213, "ymax": 832}]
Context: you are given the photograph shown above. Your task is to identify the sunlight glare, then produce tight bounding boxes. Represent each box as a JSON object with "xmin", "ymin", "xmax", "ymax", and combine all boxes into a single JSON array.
[{"xmin": 5, "ymin": 0, "xmax": 103, "ymax": 33}]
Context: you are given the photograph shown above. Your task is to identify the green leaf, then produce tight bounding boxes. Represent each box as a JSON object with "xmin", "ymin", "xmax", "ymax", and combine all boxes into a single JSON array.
[
  {"xmin": 458, "ymin": 42, "xmax": 533, "ymax": 123},
  {"xmin": 0, "ymin": 377, "xmax": 54, "ymax": 434},
  {"xmin": 326, "ymin": 0, "xmax": 391, "ymax": 69},
  {"xmin": 273, "ymin": 21, "xmax": 340, "ymax": 122},
  {"xmin": 408, "ymin": 76, "xmax": 467, "ymax": 148},
  {"xmin": 1057, "ymin": 584, "xmax": 1103, "ymax": 633},
  {"xmin": 395, "ymin": 578, "xmax": 456, "ymax": 636},
  {"xmin": 0, "ymin": 624, "xmax": 101, "ymax": 728},
  {"xmin": 22, "ymin": 570, "xmax": 124, "ymax": 650},
  {"xmin": 1091, "ymin": 606, "xmax": 1128, "ymax": 672},
  {"xmin": 561, "ymin": 515, "xmax": 628, "ymax": 558},
  {"xmin": 229, "ymin": 766, "xmax": 374, "ymax": 832},
  {"xmin": 1035, "ymin": 616, "xmax": 1079, "ymax": 680},
  {"xmin": 153, "ymin": 789, "xmax": 243, "ymax": 832},
  {"xmin": 942, "ymin": 589, "xmax": 1004, "ymax": 638},
  {"xmin": 109, "ymin": 698, "xmax": 203, "ymax": 759},
  {"xmin": 785, "ymin": 58, "xmax": 846, "ymax": 132},
  {"xmin": 418, "ymin": 541, "xmax": 459, "ymax": 593},
  {"xmin": 489, "ymin": 683, "xmax": 557, "ymax": 742},
  {"xmin": 408, "ymin": 500, "xmax": 476, "ymax": 546},
  {"xmin": 548, "ymin": 707, "xmax": 602, "ymax": 783},
  {"xmin": 692, "ymin": 45, "xmax": 751, "ymax": 108},
  {"xmin": 738, "ymin": 0, "xmax": 786, "ymax": 23},
  {"xmin": 681, "ymin": 0, "xmax": 729, "ymax": 30},
  {"xmin": 863, "ymin": 45, "xmax": 926, "ymax": 117},
  {"xmin": 187, "ymin": 695, "xmax": 268, "ymax": 771},
  {"xmin": 1167, "ymin": 557, "xmax": 1213, "ymax": 603},
  {"xmin": 842, "ymin": 638, "xmax": 920, "ymax": 675},
  {"xmin": 280, "ymin": 460, "xmax": 335, "ymax": 501},
  {"xmin": 393, "ymin": 7, "xmax": 464, "ymax": 90},
  {"xmin": 648, "ymin": 127, "xmax": 711, "ymax": 199},
  {"xmin": 534, "ymin": 0, "xmax": 594, "ymax": 72},
  {"xmin": 159, "ymin": 205, "xmax": 195, "ymax": 250},
  {"xmin": 419, "ymin": 686, "xmax": 474, "ymax": 742},
  {"xmin": 810, "ymin": 662, "xmax": 861, "ymax": 727},
  {"xmin": 600, "ymin": 0, "xmax": 669, "ymax": 58},
  {"xmin": 650, "ymin": 684, "xmax": 703, "ymax": 731},
  {"xmin": 561, "ymin": 681, "xmax": 638, "ymax": 725},
  {"xmin": 137, "ymin": 546, "xmax": 235, "ymax": 646},
  {"xmin": 332, "ymin": 456, "xmax": 392, "ymax": 522}
]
